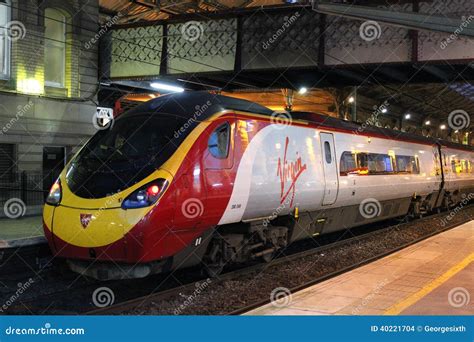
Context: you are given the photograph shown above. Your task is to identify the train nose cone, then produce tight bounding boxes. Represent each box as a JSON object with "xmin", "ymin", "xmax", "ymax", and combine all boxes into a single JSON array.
[{"xmin": 44, "ymin": 203, "xmax": 151, "ymax": 262}]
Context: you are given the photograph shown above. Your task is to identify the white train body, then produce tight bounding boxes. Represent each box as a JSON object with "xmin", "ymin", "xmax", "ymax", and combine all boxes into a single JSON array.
[{"xmin": 219, "ymin": 119, "xmax": 473, "ymax": 237}]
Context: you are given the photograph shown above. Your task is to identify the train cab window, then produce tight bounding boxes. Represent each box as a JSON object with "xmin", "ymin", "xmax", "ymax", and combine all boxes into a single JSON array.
[
  {"xmin": 208, "ymin": 123, "xmax": 230, "ymax": 159},
  {"xmin": 324, "ymin": 141, "xmax": 332, "ymax": 163}
]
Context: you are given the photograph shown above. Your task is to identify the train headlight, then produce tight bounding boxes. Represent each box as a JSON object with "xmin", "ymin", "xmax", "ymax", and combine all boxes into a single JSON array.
[
  {"xmin": 122, "ymin": 179, "xmax": 168, "ymax": 209},
  {"xmin": 46, "ymin": 179, "xmax": 62, "ymax": 206}
]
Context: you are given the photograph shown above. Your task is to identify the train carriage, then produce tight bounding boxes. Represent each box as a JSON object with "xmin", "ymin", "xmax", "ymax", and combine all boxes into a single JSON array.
[{"xmin": 43, "ymin": 92, "xmax": 474, "ymax": 280}]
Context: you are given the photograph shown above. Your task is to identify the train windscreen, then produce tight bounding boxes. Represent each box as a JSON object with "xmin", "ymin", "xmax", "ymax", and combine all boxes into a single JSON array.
[{"xmin": 66, "ymin": 114, "xmax": 185, "ymax": 199}]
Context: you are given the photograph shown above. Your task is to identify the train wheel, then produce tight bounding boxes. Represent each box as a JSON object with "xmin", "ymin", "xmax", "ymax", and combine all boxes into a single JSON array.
[
  {"xmin": 203, "ymin": 262, "xmax": 224, "ymax": 278},
  {"xmin": 261, "ymin": 251, "xmax": 274, "ymax": 263}
]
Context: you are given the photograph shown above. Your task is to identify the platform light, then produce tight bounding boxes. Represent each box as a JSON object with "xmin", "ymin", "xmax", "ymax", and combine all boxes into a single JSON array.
[
  {"xmin": 425, "ymin": 120, "xmax": 431, "ymax": 125},
  {"xmin": 348, "ymin": 96, "xmax": 355, "ymax": 103},
  {"xmin": 298, "ymin": 87, "xmax": 308, "ymax": 95},
  {"xmin": 440, "ymin": 124, "xmax": 447, "ymax": 130},
  {"xmin": 150, "ymin": 82, "xmax": 184, "ymax": 93},
  {"xmin": 404, "ymin": 113, "xmax": 411, "ymax": 120}
]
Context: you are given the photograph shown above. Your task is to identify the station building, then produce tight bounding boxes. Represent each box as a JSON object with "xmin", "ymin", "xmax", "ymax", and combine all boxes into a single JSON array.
[{"xmin": 0, "ymin": 0, "xmax": 99, "ymax": 213}]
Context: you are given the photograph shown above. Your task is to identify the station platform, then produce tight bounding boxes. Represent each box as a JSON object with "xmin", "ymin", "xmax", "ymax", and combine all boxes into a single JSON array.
[
  {"xmin": 0, "ymin": 216, "xmax": 46, "ymax": 248},
  {"xmin": 247, "ymin": 220, "xmax": 474, "ymax": 316}
]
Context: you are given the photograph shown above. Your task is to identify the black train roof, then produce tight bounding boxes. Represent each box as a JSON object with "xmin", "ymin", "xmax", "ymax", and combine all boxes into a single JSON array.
[
  {"xmin": 121, "ymin": 91, "xmax": 473, "ymax": 152},
  {"xmin": 121, "ymin": 91, "xmax": 273, "ymax": 120}
]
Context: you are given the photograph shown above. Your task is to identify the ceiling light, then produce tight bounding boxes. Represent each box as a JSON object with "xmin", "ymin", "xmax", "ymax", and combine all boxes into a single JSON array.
[
  {"xmin": 381, "ymin": 108, "xmax": 388, "ymax": 114},
  {"xmin": 298, "ymin": 87, "xmax": 308, "ymax": 95},
  {"xmin": 150, "ymin": 82, "xmax": 184, "ymax": 93},
  {"xmin": 404, "ymin": 113, "xmax": 411, "ymax": 119},
  {"xmin": 440, "ymin": 124, "xmax": 446, "ymax": 130},
  {"xmin": 425, "ymin": 120, "xmax": 431, "ymax": 125}
]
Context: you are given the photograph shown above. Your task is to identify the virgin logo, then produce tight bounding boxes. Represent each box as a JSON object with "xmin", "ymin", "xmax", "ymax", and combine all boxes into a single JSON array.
[{"xmin": 277, "ymin": 137, "xmax": 307, "ymax": 207}]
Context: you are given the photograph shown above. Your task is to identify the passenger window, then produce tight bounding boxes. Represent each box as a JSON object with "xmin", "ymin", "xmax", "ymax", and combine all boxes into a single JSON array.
[
  {"xmin": 395, "ymin": 155, "xmax": 420, "ymax": 174},
  {"xmin": 367, "ymin": 153, "xmax": 393, "ymax": 174},
  {"xmin": 324, "ymin": 141, "xmax": 332, "ymax": 163},
  {"xmin": 208, "ymin": 123, "xmax": 230, "ymax": 159},
  {"xmin": 357, "ymin": 153, "xmax": 368, "ymax": 171},
  {"xmin": 340, "ymin": 152, "xmax": 357, "ymax": 176}
]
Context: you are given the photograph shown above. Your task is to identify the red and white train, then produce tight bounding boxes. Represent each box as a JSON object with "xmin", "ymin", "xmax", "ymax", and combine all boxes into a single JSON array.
[{"xmin": 43, "ymin": 92, "xmax": 474, "ymax": 280}]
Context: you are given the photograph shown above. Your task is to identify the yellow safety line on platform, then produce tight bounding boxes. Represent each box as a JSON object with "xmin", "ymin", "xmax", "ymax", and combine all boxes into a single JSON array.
[{"xmin": 384, "ymin": 252, "xmax": 474, "ymax": 315}]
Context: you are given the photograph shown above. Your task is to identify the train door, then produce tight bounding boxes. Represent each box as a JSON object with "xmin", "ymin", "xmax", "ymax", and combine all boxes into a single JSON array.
[
  {"xmin": 203, "ymin": 120, "xmax": 235, "ymax": 221},
  {"xmin": 319, "ymin": 132, "xmax": 339, "ymax": 205}
]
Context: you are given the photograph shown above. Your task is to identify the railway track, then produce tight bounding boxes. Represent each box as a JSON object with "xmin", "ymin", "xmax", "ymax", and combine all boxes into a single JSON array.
[
  {"xmin": 0, "ymin": 239, "xmax": 49, "ymax": 277},
  {"xmin": 87, "ymin": 205, "xmax": 473, "ymax": 315},
  {"xmin": 1, "ymin": 211, "xmax": 399, "ymax": 314}
]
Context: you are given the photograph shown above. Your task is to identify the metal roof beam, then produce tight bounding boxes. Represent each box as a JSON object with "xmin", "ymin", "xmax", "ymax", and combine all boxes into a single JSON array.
[{"xmin": 313, "ymin": 2, "xmax": 474, "ymax": 37}]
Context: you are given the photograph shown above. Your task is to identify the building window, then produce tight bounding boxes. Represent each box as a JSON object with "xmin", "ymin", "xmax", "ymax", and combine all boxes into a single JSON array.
[
  {"xmin": 0, "ymin": 0, "xmax": 10, "ymax": 79},
  {"xmin": 44, "ymin": 8, "xmax": 66, "ymax": 87}
]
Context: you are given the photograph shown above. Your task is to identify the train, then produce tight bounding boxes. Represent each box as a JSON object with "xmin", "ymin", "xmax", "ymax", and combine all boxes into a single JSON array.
[{"xmin": 43, "ymin": 92, "xmax": 474, "ymax": 280}]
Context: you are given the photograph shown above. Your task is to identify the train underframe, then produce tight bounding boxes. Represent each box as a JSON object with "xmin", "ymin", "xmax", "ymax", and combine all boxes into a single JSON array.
[
  {"xmin": 66, "ymin": 187, "xmax": 472, "ymax": 280},
  {"xmin": 201, "ymin": 187, "xmax": 473, "ymax": 277}
]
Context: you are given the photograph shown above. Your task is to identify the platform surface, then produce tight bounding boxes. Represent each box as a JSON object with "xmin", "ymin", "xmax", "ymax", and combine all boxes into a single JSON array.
[
  {"xmin": 0, "ymin": 215, "xmax": 45, "ymax": 247},
  {"xmin": 246, "ymin": 220, "xmax": 474, "ymax": 315}
]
